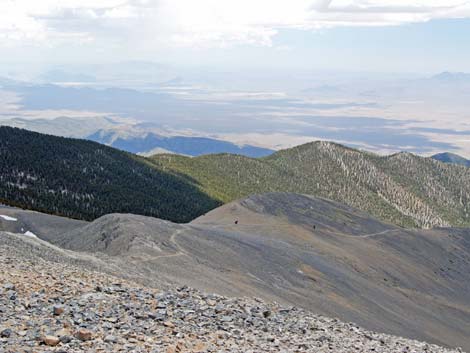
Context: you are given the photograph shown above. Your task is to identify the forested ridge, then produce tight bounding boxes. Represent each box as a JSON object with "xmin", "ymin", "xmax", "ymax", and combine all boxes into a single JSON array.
[
  {"xmin": 2, "ymin": 126, "xmax": 470, "ymax": 228},
  {"xmin": 0, "ymin": 126, "xmax": 220, "ymax": 222},
  {"xmin": 151, "ymin": 141, "xmax": 470, "ymax": 228}
]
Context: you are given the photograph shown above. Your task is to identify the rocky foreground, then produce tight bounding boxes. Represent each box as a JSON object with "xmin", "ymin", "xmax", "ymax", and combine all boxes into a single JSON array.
[{"xmin": 0, "ymin": 233, "xmax": 465, "ymax": 353}]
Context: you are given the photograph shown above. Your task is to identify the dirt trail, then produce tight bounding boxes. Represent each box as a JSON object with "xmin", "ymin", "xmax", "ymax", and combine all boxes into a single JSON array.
[
  {"xmin": 145, "ymin": 228, "xmax": 188, "ymax": 260},
  {"xmin": 195, "ymin": 222, "xmax": 401, "ymax": 239}
]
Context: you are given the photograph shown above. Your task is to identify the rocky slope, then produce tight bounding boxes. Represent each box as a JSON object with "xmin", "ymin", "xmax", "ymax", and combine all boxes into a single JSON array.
[
  {"xmin": 0, "ymin": 231, "xmax": 464, "ymax": 353},
  {"xmin": 151, "ymin": 141, "xmax": 470, "ymax": 228},
  {"xmin": 2, "ymin": 193, "xmax": 470, "ymax": 350}
]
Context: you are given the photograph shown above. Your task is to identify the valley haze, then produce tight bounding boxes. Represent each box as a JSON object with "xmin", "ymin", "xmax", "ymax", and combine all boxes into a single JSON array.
[{"xmin": 2, "ymin": 71, "xmax": 470, "ymax": 158}]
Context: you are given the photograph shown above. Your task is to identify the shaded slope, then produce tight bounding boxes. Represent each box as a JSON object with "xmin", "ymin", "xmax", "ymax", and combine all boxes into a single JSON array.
[
  {"xmin": 432, "ymin": 152, "xmax": 470, "ymax": 167},
  {"xmin": 151, "ymin": 141, "xmax": 470, "ymax": 228},
  {"xmin": 0, "ymin": 127, "xmax": 220, "ymax": 222},
  {"xmin": 0, "ymin": 204, "xmax": 86, "ymax": 240},
  {"xmin": 36, "ymin": 193, "xmax": 470, "ymax": 350}
]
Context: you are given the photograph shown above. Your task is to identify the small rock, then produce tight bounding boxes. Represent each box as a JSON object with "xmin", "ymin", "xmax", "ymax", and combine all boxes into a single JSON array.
[
  {"xmin": 76, "ymin": 328, "xmax": 94, "ymax": 341},
  {"xmin": 55, "ymin": 328, "xmax": 70, "ymax": 337},
  {"xmin": 163, "ymin": 321, "xmax": 175, "ymax": 328},
  {"xmin": 175, "ymin": 341, "xmax": 185, "ymax": 352},
  {"xmin": 43, "ymin": 335, "xmax": 60, "ymax": 346},
  {"xmin": 104, "ymin": 334, "xmax": 118, "ymax": 343},
  {"xmin": 60, "ymin": 335, "xmax": 73, "ymax": 344},
  {"xmin": 207, "ymin": 299, "xmax": 217, "ymax": 306},
  {"xmin": 1, "ymin": 328, "xmax": 12, "ymax": 338},
  {"xmin": 3, "ymin": 283, "xmax": 15, "ymax": 290},
  {"xmin": 53, "ymin": 305, "xmax": 65, "ymax": 315}
]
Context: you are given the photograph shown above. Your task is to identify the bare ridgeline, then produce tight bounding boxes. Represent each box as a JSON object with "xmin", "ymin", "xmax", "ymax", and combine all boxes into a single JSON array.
[{"xmin": 1, "ymin": 192, "xmax": 470, "ymax": 352}]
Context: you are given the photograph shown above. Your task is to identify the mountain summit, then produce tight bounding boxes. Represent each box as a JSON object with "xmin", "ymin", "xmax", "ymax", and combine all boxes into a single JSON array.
[{"xmin": 152, "ymin": 141, "xmax": 470, "ymax": 228}]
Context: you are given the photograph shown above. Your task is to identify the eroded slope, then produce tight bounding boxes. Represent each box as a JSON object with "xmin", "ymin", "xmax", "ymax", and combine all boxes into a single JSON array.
[{"xmin": 26, "ymin": 193, "xmax": 470, "ymax": 350}]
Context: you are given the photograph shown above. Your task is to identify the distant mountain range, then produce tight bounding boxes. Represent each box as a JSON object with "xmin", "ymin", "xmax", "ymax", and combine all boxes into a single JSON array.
[
  {"xmin": 0, "ymin": 116, "xmax": 119, "ymax": 139},
  {"xmin": 430, "ymin": 72, "xmax": 470, "ymax": 83},
  {"xmin": 0, "ymin": 117, "xmax": 273, "ymax": 157},
  {"xmin": 151, "ymin": 142, "xmax": 470, "ymax": 228},
  {"xmin": 432, "ymin": 152, "xmax": 470, "ymax": 167},
  {"xmin": 87, "ymin": 129, "xmax": 274, "ymax": 157}
]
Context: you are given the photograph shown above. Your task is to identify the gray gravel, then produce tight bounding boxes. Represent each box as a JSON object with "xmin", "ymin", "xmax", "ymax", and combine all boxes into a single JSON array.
[{"xmin": 0, "ymin": 232, "xmax": 465, "ymax": 353}]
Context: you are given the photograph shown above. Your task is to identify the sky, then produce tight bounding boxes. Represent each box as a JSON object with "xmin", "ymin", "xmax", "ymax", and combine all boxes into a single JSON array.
[{"xmin": 1, "ymin": 0, "xmax": 470, "ymax": 73}]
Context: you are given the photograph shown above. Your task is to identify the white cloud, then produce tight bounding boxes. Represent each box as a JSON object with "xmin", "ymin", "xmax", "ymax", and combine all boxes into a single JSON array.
[{"xmin": 0, "ymin": 0, "xmax": 469, "ymax": 48}]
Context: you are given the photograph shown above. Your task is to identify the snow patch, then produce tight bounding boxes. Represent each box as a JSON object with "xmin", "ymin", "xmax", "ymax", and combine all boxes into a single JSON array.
[
  {"xmin": 0, "ymin": 215, "xmax": 18, "ymax": 221},
  {"xmin": 24, "ymin": 231, "xmax": 38, "ymax": 239}
]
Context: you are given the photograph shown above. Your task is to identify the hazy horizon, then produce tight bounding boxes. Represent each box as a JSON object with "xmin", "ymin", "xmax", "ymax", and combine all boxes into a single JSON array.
[{"xmin": 1, "ymin": 1, "xmax": 470, "ymax": 157}]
